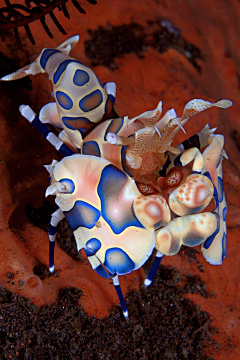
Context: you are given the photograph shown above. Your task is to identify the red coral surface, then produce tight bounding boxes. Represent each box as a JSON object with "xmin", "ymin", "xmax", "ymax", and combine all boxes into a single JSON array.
[{"xmin": 0, "ymin": 0, "xmax": 239, "ymax": 358}]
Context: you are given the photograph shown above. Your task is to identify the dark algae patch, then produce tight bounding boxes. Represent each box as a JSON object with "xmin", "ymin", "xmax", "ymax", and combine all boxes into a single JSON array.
[
  {"xmin": 0, "ymin": 266, "xmax": 217, "ymax": 359},
  {"xmin": 85, "ymin": 18, "xmax": 201, "ymax": 71}
]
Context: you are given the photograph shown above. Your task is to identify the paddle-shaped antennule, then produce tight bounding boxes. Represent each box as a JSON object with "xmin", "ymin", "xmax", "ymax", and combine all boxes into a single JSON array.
[
  {"xmin": 127, "ymin": 100, "xmax": 163, "ymax": 126},
  {"xmin": 105, "ymin": 98, "xmax": 232, "ymax": 177},
  {"xmin": 181, "ymin": 99, "xmax": 233, "ymax": 121}
]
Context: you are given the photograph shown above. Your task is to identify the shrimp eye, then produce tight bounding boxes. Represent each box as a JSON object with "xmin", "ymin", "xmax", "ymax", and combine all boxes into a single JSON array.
[{"xmin": 59, "ymin": 178, "xmax": 75, "ymax": 194}]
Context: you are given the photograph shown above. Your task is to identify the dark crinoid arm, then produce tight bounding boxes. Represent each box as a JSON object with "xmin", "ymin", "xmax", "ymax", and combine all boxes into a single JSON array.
[{"xmin": 0, "ymin": 0, "xmax": 97, "ymax": 48}]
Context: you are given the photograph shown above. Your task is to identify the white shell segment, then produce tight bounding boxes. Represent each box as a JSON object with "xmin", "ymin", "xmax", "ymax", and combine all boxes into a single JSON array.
[
  {"xmin": 47, "ymin": 154, "xmax": 157, "ymax": 275},
  {"xmin": 39, "ymin": 102, "xmax": 62, "ymax": 128},
  {"xmin": 51, "ymin": 60, "xmax": 108, "ymax": 121},
  {"xmin": 74, "ymin": 215, "xmax": 156, "ymax": 272},
  {"xmin": 52, "ymin": 154, "xmax": 109, "ymax": 211}
]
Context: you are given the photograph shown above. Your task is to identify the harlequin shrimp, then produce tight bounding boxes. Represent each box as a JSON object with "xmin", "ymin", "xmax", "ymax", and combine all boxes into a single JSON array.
[
  {"xmin": 1, "ymin": 35, "xmax": 118, "ymax": 150},
  {"xmin": 1, "ymin": 36, "xmax": 232, "ymax": 318},
  {"xmin": 15, "ymin": 100, "xmax": 231, "ymax": 318}
]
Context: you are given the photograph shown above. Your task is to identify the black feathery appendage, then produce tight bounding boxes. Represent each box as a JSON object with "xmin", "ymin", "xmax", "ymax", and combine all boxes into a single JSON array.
[{"xmin": 0, "ymin": 0, "xmax": 97, "ymax": 48}]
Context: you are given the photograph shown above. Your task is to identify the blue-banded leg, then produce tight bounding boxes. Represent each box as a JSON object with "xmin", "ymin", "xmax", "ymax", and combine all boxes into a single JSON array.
[
  {"xmin": 19, "ymin": 105, "xmax": 75, "ymax": 157},
  {"xmin": 85, "ymin": 243, "xmax": 129, "ymax": 319},
  {"xmin": 48, "ymin": 208, "xmax": 65, "ymax": 273},
  {"xmin": 112, "ymin": 273, "xmax": 129, "ymax": 320},
  {"xmin": 144, "ymin": 251, "xmax": 164, "ymax": 287}
]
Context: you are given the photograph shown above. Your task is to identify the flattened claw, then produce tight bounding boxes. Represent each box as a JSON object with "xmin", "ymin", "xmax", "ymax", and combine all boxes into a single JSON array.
[
  {"xmin": 156, "ymin": 212, "xmax": 217, "ymax": 256},
  {"xmin": 169, "ymin": 174, "xmax": 214, "ymax": 216},
  {"xmin": 133, "ymin": 194, "xmax": 170, "ymax": 230}
]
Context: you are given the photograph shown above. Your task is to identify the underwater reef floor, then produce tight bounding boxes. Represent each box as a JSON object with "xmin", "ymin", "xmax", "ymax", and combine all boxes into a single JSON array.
[{"xmin": 1, "ymin": 262, "xmax": 221, "ymax": 359}]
